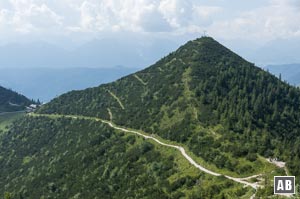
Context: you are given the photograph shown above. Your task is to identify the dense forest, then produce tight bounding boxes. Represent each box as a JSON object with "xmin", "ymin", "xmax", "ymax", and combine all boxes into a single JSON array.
[
  {"xmin": 0, "ymin": 86, "xmax": 32, "ymax": 112},
  {"xmin": 0, "ymin": 116, "xmax": 250, "ymax": 198},
  {"xmin": 39, "ymin": 37, "xmax": 300, "ymax": 179}
]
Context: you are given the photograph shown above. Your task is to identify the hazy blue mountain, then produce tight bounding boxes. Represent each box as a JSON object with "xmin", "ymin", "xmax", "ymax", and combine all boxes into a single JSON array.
[
  {"xmin": 221, "ymin": 38, "xmax": 300, "ymax": 66},
  {"xmin": 0, "ymin": 42, "xmax": 69, "ymax": 68},
  {"xmin": 247, "ymin": 38, "xmax": 300, "ymax": 65},
  {"xmin": 264, "ymin": 64, "xmax": 300, "ymax": 86},
  {"xmin": 1, "ymin": 36, "xmax": 299, "ymax": 70},
  {"xmin": 0, "ymin": 36, "xmax": 179, "ymax": 69},
  {"xmin": 0, "ymin": 67, "xmax": 138, "ymax": 102},
  {"xmin": 72, "ymin": 36, "xmax": 179, "ymax": 68}
]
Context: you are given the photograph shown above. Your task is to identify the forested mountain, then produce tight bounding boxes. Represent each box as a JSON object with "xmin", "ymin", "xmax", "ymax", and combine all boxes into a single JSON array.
[
  {"xmin": 0, "ymin": 86, "xmax": 31, "ymax": 112},
  {"xmin": 1, "ymin": 37, "xmax": 299, "ymax": 198},
  {"xmin": 39, "ymin": 37, "xmax": 300, "ymax": 177}
]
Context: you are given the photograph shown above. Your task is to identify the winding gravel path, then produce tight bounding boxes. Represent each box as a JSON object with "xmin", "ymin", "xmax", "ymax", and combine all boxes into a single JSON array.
[
  {"xmin": 100, "ymin": 119, "xmax": 259, "ymax": 189},
  {"xmin": 32, "ymin": 113, "xmax": 261, "ymax": 198}
]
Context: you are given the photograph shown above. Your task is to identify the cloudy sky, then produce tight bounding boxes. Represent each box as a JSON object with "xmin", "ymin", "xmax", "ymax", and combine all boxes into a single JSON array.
[{"xmin": 0, "ymin": 0, "xmax": 299, "ymax": 66}]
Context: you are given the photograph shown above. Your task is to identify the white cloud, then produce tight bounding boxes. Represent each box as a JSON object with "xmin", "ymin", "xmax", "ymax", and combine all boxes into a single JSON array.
[
  {"xmin": 1, "ymin": 0, "xmax": 221, "ymax": 35},
  {"xmin": 0, "ymin": 0, "xmax": 299, "ymax": 44},
  {"xmin": 158, "ymin": 0, "xmax": 190, "ymax": 28},
  {"xmin": 192, "ymin": 5, "xmax": 222, "ymax": 27},
  {"xmin": 208, "ymin": 0, "xmax": 300, "ymax": 42},
  {"xmin": 72, "ymin": 0, "xmax": 164, "ymax": 32},
  {"xmin": 270, "ymin": 0, "xmax": 300, "ymax": 8},
  {"xmin": 0, "ymin": 9, "xmax": 13, "ymax": 33},
  {"xmin": 193, "ymin": 6, "xmax": 221, "ymax": 19},
  {"xmin": 0, "ymin": 0, "xmax": 63, "ymax": 34}
]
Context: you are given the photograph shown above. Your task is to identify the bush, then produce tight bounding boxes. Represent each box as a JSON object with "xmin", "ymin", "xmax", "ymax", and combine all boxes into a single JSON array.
[{"xmin": 246, "ymin": 153, "xmax": 257, "ymax": 162}]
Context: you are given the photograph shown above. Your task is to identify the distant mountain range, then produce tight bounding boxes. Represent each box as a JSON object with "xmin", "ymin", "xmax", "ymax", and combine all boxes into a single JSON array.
[
  {"xmin": 264, "ymin": 64, "xmax": 300, "ymax": 86},
  {"xmin": 1, "ymin": 35, "xmax": 300, "ymax": 69},
  {"xmin": 0, "ymin": 67, "xmax": 138, "ymax": 102},
  {"xmin": 225, "ymin": 37, "xmax": 300, "ymax": 66},
  {"xmin": 0, "ymin": 36, "xmax": 179, "ymax": 69}
]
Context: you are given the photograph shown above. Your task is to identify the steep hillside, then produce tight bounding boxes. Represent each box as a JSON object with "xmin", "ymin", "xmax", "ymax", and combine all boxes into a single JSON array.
[
  {"xmin": 0, "ymin": 86, "xmax": 32, "ymax": 112},
  {"xmin": 0, "ymin": 116, "xmax": 251, "ymax": 198},
  {"xmin": 39, "ymin": 37, "xmax": 300, "ymax": 178}
]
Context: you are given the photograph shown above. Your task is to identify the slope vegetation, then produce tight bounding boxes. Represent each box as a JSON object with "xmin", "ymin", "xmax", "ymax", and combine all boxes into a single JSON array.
[
  {"xmin": 39, "ymin": 37, "xmax": 300, "ymax": 180},
  {"xmin": 0, "ymin": 116, "xmax": 250, "ymax": 198}
]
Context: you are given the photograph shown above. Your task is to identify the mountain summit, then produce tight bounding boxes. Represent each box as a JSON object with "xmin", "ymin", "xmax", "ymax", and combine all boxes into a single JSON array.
[
  {"xmin": 39, "ymin": 36, "xmax": 248, "ymax": 122},
  {"xmin": 1, "ymin": 37, "xmax": 300, "ymax": 198}
]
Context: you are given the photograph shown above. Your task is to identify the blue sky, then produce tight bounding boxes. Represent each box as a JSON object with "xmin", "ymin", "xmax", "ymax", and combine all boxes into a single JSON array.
[{"xmin": 0, "ymin": 0, "xmax": 299, "ymax": 66}]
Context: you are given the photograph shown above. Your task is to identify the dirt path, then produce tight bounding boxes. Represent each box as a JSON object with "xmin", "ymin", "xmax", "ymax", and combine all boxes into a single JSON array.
[
  {"xmin": 107, "ymin": 90, "xmax": 125, "ymax": 110},
  {"xmin": 100, "ymin": 119, "xmax": 260, "ymax": 189},
  {"xmin": 133, "ymin": 74, "xmax": 147, "ymax": 85},
  {"xmin": 31, "ymin": 113, "xmax": 261, "ymax": 198}
]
